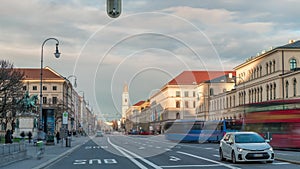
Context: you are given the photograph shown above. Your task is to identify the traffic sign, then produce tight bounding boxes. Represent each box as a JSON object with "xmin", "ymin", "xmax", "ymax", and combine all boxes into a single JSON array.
[{"xmin": 63, "ymin": 112, "xmax": 68, "ymax": 124}]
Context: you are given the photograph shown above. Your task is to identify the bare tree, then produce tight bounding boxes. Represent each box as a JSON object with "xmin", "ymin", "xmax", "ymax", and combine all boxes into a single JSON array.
[{"xmin": 0, "ymin": 60, "xmax": 24, "ymax": 131}]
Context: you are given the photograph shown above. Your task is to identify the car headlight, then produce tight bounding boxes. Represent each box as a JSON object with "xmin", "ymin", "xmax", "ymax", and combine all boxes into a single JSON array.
[
  {"xmin": 269, "ymin": 147, "xmax": 273, "ymax": 151},
  {"xmin": 237, "ymin": 147, "xmax": 243, "ymax": 152}
]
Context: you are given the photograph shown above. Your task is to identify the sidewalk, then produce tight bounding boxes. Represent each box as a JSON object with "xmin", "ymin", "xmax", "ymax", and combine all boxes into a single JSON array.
[
  {"xmin": 274, "ymin": 149, "xmax": 300, "ymax": 165},
  {"xmin": 1, "ymin": 136, "xmax": 89, "ymax": 169}
]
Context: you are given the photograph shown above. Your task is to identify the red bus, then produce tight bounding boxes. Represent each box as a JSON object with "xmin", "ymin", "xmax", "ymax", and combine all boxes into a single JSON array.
[{"xmin": 244, "ymin": 99, "xmax": 300, "ymax": 149}]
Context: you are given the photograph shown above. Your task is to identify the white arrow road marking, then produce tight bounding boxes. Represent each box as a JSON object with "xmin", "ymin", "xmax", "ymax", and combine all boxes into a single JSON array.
[{"xmin": 169, "ymin": 156, "xmax": 181, "ymax": 161}]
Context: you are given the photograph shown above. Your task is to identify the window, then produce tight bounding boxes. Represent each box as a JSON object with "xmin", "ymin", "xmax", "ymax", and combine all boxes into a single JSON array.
[
  {"xmin": 53, "ymin": 86, "xmax": 57, "ymax": 91},
  {"xmin": 290, "ymin": 58, "xmax": 297, "ymax": 70},
  {"xmin": 293, "ymin": 79, "xmax": 297, "ymax": 97},
  {"xmin": 176, "ymin": 91, "xmax": 180, "ymax": 97},
  {"xmin": 260, "ymin": 65, "xmax": 262, "ymax": 77},
  {"xmin": 176, "ymin": 101, "xmax": 180, "ymax": 108},
  {"xmin": 193, "ymin": 91, "xmax": 196, "ymax": 97},
  {"xmin": 266, "ymin": 63, "xmax": 269, "ymax": 74},
  {"xmin": 185, "ymin": 101, "xmax": 189, "ymax": 108},
  {"xmin": 43, "ymin": 86, "xmax": 47, "ymax": 90},
  {"xmin": 286, "ymin": 81, "xmax": 289, "ymax": 98},
  {"xmin": 184, "ymin": 91, "xmax": 189, "ymax": 97},
  {"xmin": 23, "ymin": 86, "xmax": 27, "ymax": 91},
  {"xmin": 33, "ymin": 86, "xmax": 37, "ymax": 90},
  {"xmin": 266, "ymin": 85, "xmax": 269, "ymax": 101},
  {"xmin": 270, "ymin": 84, "xmax": 272, "ymax": 100},
  {"xmin": 43, "ymin": 97, "xmax": 47, "ymax": 104},
  {"xmin": 193, "ymin": 101, "xmax": 196, "ymax": 108},
  {"xmin": 209, "ymin": 88, "xmax": 214, "ymax": 96},
  {"xmin": 273, "ymin": 60, "xmax": 276, "ymax": 72},
  {"xmin": 273, "ymin": 83, "xmax": 276, "ymax": 100},
  {"xmin": 52, "ymin": 97, "xmax": 57, "ymax": 104}
]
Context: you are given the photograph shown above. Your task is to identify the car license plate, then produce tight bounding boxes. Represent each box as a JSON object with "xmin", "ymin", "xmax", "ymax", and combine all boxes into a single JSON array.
[{"xmin": 253, "ymin": 154, "xmax": 263, "ymax": 157}]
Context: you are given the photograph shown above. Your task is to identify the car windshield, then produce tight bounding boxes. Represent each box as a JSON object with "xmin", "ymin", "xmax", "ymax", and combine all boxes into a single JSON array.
[{"xmin": 235, "ymin": 133, "xmax": 265, "ymax": 143}]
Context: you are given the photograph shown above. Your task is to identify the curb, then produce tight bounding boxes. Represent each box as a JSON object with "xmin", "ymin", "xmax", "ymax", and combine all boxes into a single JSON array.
[
  {"xmin": 32, "ymin": 143, "xmax": 82, "ymax": 169},
  {"xmin": 275, "ymin": 157, "xmax": 300, "ymax": 165}
]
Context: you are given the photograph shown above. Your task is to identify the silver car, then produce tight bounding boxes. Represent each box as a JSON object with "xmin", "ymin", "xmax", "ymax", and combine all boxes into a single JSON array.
[{"xmin": 219, "ymin": 132, "xmax": 274, "ymax": 163}]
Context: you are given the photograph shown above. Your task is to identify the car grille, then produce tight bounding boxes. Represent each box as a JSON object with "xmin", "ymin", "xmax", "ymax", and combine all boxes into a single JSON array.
[{"xmin": 245, "ymin": 153, "xmax": 270, "ymax": 160}]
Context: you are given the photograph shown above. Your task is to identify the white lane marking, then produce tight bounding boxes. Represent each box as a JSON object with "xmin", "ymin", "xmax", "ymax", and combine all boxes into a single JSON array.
[
  {"xmin": 177, "ymin": 151, "xmax": 240, "ymax": 169},
  {"xmin": 107, "ymin": 138, "xmax": 148, "ymax": 169},
  {"xmin": 272, "ymin": 162, "xmax": 290, "ymax": 165},
  {"xmin": 160, "ymin": 164, "xmax": 222, "ymax": 168},
  {"xmin": 165, "ymin": 148, "xmax": 172, "ymax": 151},
  {"xmin": 205, "ymin": 148, "xmax": 213, "ymax": 150},
  {"xmin": 169, "ymin": 156, "xmax": 181, "ymax": 161},
  {"xmin": 213, "ymin": 155, "xmax": 220, "ymax": 158},
  {"xmin": 108, "ymin": 137, "xmax": 162, "ymax": 169},
  {"xmin": 138, "ymin": 147, "xmax": 145, "ymax": 150},
  {"xmin": 156, "ymin": 147, "xmax": 161, "ymax": 149}
]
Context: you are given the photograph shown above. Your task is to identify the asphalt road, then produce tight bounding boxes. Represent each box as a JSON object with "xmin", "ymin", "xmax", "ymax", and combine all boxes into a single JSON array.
[{"xmin": 45, "ymin": 134, "xmax": 299, "ymax": 169}]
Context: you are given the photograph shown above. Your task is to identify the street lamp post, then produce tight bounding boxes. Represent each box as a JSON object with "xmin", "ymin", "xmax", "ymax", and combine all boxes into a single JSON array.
[{"xmin": 39, "ymin": 38, "xmax": 61, "ymax": 131}]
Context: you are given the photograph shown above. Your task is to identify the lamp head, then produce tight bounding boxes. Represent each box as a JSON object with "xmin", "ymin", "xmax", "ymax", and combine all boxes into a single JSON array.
[{"xmin": 54, "ymin": 43, "xmax": 61, "ymax": 58}]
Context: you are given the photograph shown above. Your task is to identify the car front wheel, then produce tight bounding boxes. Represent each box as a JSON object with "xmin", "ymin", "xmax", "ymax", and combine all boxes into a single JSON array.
[
  {"xmin": 219, "ymin": 148, "xmax": 225, "ymax": 161},
  {"xmin": 231, "ymin": 151, "xmax": 237, "ymax": 164}
]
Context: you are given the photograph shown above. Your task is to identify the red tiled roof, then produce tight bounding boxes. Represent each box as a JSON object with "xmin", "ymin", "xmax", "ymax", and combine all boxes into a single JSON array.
[
  {"xmin": 15, "ymin": 67, "xmax": 64, "ymax": 80},
  {"xmin": 133, "ymin": 101, "xmax": 146, "ymax": 106},
  {"xmin": 167, "ymin": 71, "xmax": 236, "ymax": 85}
]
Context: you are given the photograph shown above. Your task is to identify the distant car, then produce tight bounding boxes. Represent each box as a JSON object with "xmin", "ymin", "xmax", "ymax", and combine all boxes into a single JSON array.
[
  {"xmin": 219, "ymin": 132, "xmax": 274, "ymax": 163},
  {"xmin": 128, "ymin": 129, "xmax": 138, "ymax": 135},
  {"xmin": 96, "ymin": 131, "xmax": 103, "ymax": 137}
]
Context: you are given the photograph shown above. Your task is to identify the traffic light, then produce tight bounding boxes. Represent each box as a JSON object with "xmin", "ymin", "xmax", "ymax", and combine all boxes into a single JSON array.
[{"xmin": 107, "ymin": 0, "xmax": 122, "ymax": 18}]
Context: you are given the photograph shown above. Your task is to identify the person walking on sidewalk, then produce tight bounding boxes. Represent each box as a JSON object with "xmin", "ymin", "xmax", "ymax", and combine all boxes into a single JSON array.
[
  {"xmin": 56, "ymin": 131, "xmax": 60, "ymax": 144},
  {"xmin": 28, "ymin": 131, "xmax": 32, "ymax": 144}
]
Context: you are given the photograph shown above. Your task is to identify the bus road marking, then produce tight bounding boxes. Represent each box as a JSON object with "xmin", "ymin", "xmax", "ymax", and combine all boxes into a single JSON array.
[{"xmin": 73, "ymin": 159, "xmax": 117, "ymax": 165}]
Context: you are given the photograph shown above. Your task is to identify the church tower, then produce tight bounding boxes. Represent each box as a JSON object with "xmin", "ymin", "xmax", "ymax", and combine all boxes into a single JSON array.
[{"xmin": 122, "ymin": 83, "xmax": 129, "ymax": 118}]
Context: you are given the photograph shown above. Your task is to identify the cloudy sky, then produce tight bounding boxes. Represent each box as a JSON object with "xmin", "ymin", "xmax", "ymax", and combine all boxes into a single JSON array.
[{"xmin": 1, "ymin": 0, "xmax": 300, "ymax": 121}]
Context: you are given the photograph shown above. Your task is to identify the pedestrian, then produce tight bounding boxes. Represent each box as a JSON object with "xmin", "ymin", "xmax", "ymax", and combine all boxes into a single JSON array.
[
  {"xmin": 5, "ymin": 129, "xmax": 13, "ymax": 144},
  {"xmin": 28, "ymin": 131, "xmax": 32, "ymax": 144},
  {"xmin": 56, "ymin": 131, "xmax": 60, "ymax": 144}
]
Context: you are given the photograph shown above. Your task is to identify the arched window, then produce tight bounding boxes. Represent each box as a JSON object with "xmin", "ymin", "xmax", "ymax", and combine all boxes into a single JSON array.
[
  {"xmin": 286, "ymin": 81, "xmax": 289, "ymax": 98},
  {"xmin": 260, "ymin": 87, "xmax": 263, "ymax": 102},
  {"xmin": 233, "ymin": 95, "xmax": 235, "ymax": 107},
  {"xmin": 273, "ymin": 83, "xmax": 276, "ymax": 100},
  {"xmin": 266, "ymin": 63, "xmax": 269, "ymax": 74},
  {"xmin": 290, "ymin": 58, "xmax": 297, "ymax": 70},
  {"xmin": 260, "ymin": 65, "xmax": 262, "ymax": 77},
  {"xmin": 293, "ymin": 78, "xmax": 297, "ymax": 97},
  {"xmin": 270, "ymin": 84, "xmax": 273, "ymax": 100},
  {"xmin": 266, "ymin": 85, "xmax": 269, "ymax": 101},
  {"xmin": 176, "ymin": 113, "xmax": 180, "ymax": 119},
  {"xmin": 269, "ymin": 61, "xmax": 272, "ymax": 73},
  {"xmin": 273, "ymin": 60, "xmax": 276, "ymax": 72}
]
